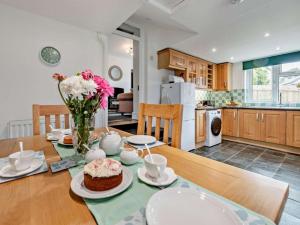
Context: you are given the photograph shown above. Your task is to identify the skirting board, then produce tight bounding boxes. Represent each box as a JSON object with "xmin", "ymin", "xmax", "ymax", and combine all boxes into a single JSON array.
[{"xmin": 223, "ymin": 136, "xmax": 300, "ymax": 155}]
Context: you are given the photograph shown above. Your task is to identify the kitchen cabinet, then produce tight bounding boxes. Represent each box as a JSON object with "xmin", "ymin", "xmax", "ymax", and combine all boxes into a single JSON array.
[
  {"xmin": 286, "ymin": 111, "xmax": 300, "ymax": 147},
  {"xmin": 239, "ymin": 109, "xmax": 286, "ymax": 144},
  {"xmin": 239, "ymin": 110, "xmax": 261, "ymax": 141},
  {"xmin": 158, "ymin": 48, "xmax": 187, "ymax": 70},
  {"xmin": 157, "ymin": 48, "xmax": 215, "ymax": 89},
  {"xmin": 222, "ymin": 109, "xmax": 238, "ymax": 137},
  {"xmin": 260, "ymin": 110, "xmax": 286, "ymax": 145},
  {"xmin": 216, "ymin": 63, "xmax": 232, "ymax": 91},
  {"xmin": 195, "ymin": 110, "xmax": 206, "ymax": 143}
]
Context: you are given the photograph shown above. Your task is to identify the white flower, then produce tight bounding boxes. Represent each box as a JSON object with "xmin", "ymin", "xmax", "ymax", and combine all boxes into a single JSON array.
[{"xmin": 60, "ymin": 76, "xmax": 97, "ymax": 98}]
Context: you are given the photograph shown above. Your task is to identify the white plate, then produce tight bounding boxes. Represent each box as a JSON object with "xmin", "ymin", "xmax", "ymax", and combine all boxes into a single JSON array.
[
  {"xmin": 137, "ymin": 167, "xmax": 177, "ymax": 187},
  {"xmin": 71, "ymin": 167, "xmax": 133, "ymax": 199},
  {"xmin": 146, "ymin": 188, "xmax": 242, "ymax": 225},
  {"xmin": 0, "ymin": 158, "xmax": 44, "ymax": 178},
  {"xmin": 127, "ymin": 135, "xmax": 156, "ymax": 145}
]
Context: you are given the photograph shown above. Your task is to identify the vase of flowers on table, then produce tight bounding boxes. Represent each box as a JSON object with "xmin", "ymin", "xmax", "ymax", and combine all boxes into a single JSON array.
[{"xmin": 53, "ymin": 69, "xmax": 114, "ymax": 155}]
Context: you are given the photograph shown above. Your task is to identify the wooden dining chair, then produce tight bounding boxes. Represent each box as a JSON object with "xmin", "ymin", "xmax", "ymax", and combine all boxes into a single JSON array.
[
  {"xmin": 32, "ymin": 104, "xmax": 70, "ymax": 135},
  {"xmin": 137, "ymin": 103, "xmax": 183, "ymax": 148}
]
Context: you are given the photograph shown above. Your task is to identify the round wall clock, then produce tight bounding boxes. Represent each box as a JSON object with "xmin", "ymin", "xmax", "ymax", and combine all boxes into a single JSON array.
[{"xmin": 40, "ymin": 46, "xmax": 61, "ymax": 66}]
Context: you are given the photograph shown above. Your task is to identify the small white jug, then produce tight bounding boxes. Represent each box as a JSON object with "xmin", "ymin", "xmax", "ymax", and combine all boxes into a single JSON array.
[
  {"xmin": 120, "ymin": 147, "xmax": 143, "ymax": 165},
  {"xmin": 85, "ymin": 147, "xmax": 106, "ymax": 163}
]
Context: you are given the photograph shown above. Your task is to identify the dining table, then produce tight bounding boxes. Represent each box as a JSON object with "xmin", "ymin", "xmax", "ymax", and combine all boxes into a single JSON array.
[{"xmin": 0, "ymin": 127, "xmax": 289, "ymax": 225}]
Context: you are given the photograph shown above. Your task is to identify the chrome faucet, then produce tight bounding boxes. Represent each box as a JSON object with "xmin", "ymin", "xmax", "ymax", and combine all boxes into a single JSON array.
[{"xmin": 279, "ymin": 92, "xmax": 282, "ymax": 105}]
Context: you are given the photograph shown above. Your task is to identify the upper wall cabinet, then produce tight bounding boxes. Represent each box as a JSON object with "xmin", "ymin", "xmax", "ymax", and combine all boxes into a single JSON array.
[
  {"xmin": 158, "ymin": 48, "xmax": 187, "ymax": 70},
  {"xmin": 216, "ymin": 63, "xmax": 232, "ymax": 91},
  {"xmin": 157, "ymin": 48, "xmax": 215, "ymax": 90}
]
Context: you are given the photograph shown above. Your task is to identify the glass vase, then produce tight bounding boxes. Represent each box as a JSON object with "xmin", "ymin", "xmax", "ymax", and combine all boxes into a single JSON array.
[{"xmin": 71, "ymin": 114, "xmax": 95, "ymax": 156}]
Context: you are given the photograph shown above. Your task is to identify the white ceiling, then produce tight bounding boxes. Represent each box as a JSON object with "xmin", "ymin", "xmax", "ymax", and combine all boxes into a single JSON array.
[
  {"xmin": 1, "ymin": 0, "xmax": 300, "ymax": 63},
  {"xmin": 0, "ymin": 0, "xmax": 143, "ymax": 33},
  {"xmin": 133, "ymin": 0, "xmax": 300, "ymax": 63},
  {"xmin": 108, "ymin": 34, "xmax": 133, "ymax": 59}
]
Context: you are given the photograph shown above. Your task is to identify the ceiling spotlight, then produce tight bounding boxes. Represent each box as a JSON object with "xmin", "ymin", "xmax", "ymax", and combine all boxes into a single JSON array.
[
  {"xmin": 230, "ymin": 57, "xmax": 234, "ymax": 61},
  {"xmin": 212, "ymin": 48, "xmax": 217, "ymax": 53},
  {"xmin": 264, "ymin": 32, "xmax": 270, "ymax": 37},
  {"xmin": 231, "ymin": 0, "xmax": 245, "ymax": 4},
  {"xmin": 276, "ymin": 46, "xmax": 281, "ymax": 51}
]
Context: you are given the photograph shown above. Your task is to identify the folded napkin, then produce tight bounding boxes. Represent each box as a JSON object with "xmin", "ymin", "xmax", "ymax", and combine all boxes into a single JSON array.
[{"xmin": 0, "ymin": 151, "xmax": 48, "ymax": 184}]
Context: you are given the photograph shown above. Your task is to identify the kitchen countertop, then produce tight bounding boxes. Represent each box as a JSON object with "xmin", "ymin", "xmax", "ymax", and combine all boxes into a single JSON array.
[
  {"xmin": 195, "ymin": 106, "xmax": 300, "ymax": 111},
  {"xmin": 222, "ymin": 105, "xmax": 300, "ymax": 111}
]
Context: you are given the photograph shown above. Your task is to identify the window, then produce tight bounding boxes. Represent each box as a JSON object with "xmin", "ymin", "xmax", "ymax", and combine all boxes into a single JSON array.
[{"xmin": 245, "ymin": 62, "xmax": 300, "ymax": 104}]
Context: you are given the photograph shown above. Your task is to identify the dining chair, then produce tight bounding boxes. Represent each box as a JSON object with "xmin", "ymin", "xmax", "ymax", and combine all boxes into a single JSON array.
[
  {"xmin": 137, "ymin": 103, "xmax": 183, "ymax": 148},
  {"xmin": 32, "ymin": 104, "xmax": 70, "ymax": 135}
]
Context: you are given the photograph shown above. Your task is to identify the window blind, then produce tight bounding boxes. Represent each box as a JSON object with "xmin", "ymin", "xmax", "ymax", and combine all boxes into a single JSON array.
[{"xmin": 243, "ymin": 51, "xmax": 300, "ymax": 70}]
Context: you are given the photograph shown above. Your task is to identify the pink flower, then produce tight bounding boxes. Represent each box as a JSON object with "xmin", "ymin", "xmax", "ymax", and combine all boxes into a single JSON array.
[
  {"xmin": 52, "ymin": 73, "xmax": 66, "ymax": 81},
  {"xmin": 81, "ymin": 69, "xmax": 94, "ymax": 80}
]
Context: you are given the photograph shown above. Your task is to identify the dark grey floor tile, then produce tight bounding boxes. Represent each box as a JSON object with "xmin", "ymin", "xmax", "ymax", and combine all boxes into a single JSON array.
[
  {"xmin": 276, "ymin": 168, "xmax": 300, "ymax": 179},
  {"xmin": 246, "ymin": 165, "xmax": 275, "ymax": 177},
  {"xmin": 286, "ymin": 153, "xmax": 300, "ymax": 161},
  {"xmin": 234, "ymin": 148, "xmax": 262, "ymax": 160},
  {"xmin": 224, "ymin": 156, "xmax": 253, "ymax": 169},
  {"xmin": 207, "ymin": 151, "xmax": 233, "ymax": 162},
  {"xmin": 290, "ymin": 188, "xmax": 300, "ymax": 202},
  {"xmin": 281, "ymin": 158, "xmax": 300, "ymax": 172},
  {"xmin": 191, "ymin": 147, "xmax": 218, "ymax": 157},
  {"xmin": 283, "ymin": 199, "xmax": 300, "ymax": 219},
  {"xmin": 256, "ymin": 151, "xmax": 285, "ymax": 164},
  {"xmin": 219, "ymin": 147, "xmax": 243, "ymax": 155},
  {"xmin": 273, "ymin": 174, "xmax": 300, "ymax": 191},
  {"xmin": 265, "ymin": 149, "xmax": 286, "ymax": 157},
  {"xmin": 249, "ymin": 160, "xmax": 281, "ymax": 172},
  {"xmin": 279, "ymin": 212, "xmax": 300, "ymax": 225},
  {"xmin": 225, "ymin": 142, "xmax": 248, "ymax": 150},
  {"xmin": 245, "ymin": 145, "xmax": 267, "ymax": 152}
]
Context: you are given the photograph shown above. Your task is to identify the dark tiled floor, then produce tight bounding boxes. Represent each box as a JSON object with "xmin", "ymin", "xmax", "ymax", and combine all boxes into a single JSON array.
[{"xmin": 191, "ymin": 140, "xmax": 300, "ymax": 225}]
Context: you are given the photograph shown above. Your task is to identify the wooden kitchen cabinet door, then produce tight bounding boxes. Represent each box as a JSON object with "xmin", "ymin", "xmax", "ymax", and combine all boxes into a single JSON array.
[
  {"xmin": 195, "ymin": 110, "xmax": 206, "ymax": 143},
  {"xmin": 169, "ymin": 49, "xmax": 187, "ymax": 69},
  {"xmin": 216, "ymin": 63, "xmax": 232, "ymax": 91},
  {"xmin": 260, "ymin": 110, "xmax": 286, "ymax": 145},
  {"xmin": 286, "ymin": 111, "xmax": 300, "ymax": 147},
  {"xmin": 223, "ymin": 109, "xmax": 238, "ymax": 137},
  {"xmin": 239, "ymin": 110, "xmax": 260, "ymax": 141}
]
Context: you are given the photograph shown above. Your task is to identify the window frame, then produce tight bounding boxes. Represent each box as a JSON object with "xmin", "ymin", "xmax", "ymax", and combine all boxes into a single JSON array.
[{"xmin": 245, "ymin": 63, "xmax": 300, "ymax": 104}]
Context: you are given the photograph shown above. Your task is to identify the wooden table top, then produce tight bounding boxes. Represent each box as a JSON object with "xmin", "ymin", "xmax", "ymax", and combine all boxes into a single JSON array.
[{"xmin": 0, "ymin": 127, "xmax": 288, "ymax": 225}]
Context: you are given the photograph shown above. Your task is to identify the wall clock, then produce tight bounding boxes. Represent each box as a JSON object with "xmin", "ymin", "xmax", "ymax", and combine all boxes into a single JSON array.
[{"xmin": 40, "ymin": 46, "xmax": 61, "ymax": 66}]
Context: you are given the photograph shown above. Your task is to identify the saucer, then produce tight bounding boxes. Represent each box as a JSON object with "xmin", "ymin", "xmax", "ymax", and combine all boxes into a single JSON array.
[
  {"xmin": 137, "ymin": 166, "xmax": 177, "ymax": 187},
  {"xmin": 0, "ymin": 158, "xmax": 44, "ymax": 178}
]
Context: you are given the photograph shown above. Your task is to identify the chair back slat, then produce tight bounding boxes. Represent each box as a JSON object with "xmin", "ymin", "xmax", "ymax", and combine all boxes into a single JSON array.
[
  {"xmin": 64, "ymin": 114, "xmax": 70, "ymax": 129},
  {"xmin": 137, "ymin": 103, "xmax": 183, "ymax": 148},
  {"xmin": 146, "ymin": 116, "xmax": 153, "ymax": 136},
  {"xmin": 32, "ymin": 104, "xmax": 70, "ymax": 135},
  {"xmin": 45, "ymin": 115, "xmax": 51, "ymax": 133},
  {"xmin": 55, "ymin": 115, "xmax": 61, "ymax": 128},
  {"xmin": 163, "ymin": 119, "xmax": 170, "ymax": 144},
  {"xmin": 155, "ymin": 117, "xmax": 161, "ymax": 140}
]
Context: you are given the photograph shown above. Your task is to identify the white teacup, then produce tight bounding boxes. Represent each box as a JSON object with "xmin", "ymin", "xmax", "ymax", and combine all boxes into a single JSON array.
[
  {"xmin": 144, "ymin": 154, "xmax": 167, "ymax": 178},
  {"xmin": 8, "ymin": 150, "xmax": 35, "ymax": 171}
]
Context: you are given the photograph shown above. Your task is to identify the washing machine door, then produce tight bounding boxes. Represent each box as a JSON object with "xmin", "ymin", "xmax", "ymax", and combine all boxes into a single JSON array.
[{"xmin": 211, "ymin": 117, "xmax": 222, "ymax": 136}]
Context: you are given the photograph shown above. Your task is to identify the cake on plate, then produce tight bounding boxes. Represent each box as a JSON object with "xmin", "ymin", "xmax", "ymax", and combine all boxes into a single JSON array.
[
  {"xmin": 63, "ymin": 135, "xmax": 73, "ymax": 144},
  {"xmin": 83, "ymin": 158, "xmax": 123, "ymax": 191}
]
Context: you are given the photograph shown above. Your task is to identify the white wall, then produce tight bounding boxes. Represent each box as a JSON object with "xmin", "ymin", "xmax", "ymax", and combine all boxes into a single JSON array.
[
  {"xmin": 231, "ymin": 62, "xmax": 245, "ymax": 89},
  {"xmin": 0, "ymin": 4, "xmax": 105, "ymax": 139},
  {"xmin": 107, "ymin": 54, "xmax": 132, "ymax": 92}
]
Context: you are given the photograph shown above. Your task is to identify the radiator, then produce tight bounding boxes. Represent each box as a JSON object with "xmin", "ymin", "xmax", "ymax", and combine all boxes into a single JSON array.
[{"xmin": 8, "ymin": 116, "xmax": 68, "ymax": 138}]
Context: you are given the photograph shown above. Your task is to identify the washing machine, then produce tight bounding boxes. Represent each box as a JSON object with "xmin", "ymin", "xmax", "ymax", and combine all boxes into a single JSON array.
[{"xmin": 205, "ymin": 109, "xmax": 222, "ymax": 147}]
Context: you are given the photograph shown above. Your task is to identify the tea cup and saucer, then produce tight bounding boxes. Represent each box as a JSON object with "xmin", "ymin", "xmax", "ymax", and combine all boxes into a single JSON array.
[{"xmin": 137, "ymin": 154, "xmax": 177, "ymax": 187}]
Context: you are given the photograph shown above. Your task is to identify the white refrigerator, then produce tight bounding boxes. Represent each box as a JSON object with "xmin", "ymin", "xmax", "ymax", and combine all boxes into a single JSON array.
[{"xmin": 161, "ymin": 82, "xmax": 196, "ymax": 151}]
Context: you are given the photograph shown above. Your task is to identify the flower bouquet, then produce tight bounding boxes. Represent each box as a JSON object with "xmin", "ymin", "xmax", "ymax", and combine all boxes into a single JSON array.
[{"xmin": 53, "ymin": 69, "xmax": 114, "ymax": 154}]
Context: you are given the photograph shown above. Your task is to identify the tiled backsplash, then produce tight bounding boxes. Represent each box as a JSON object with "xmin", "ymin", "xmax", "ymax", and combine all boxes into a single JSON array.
[
  {"xmin": 195, "ymin": 89, "xmax": 300, "ymax": 107},
  {"xmin": 195, "ymin": 89, "xmax": 245, "ymax": 106}
]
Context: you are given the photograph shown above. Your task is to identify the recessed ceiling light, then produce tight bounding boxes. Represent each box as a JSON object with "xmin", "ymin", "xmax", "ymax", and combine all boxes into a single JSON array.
[
  {"xmin": 230, "ymin": 57, "xmax": 234, "ymax": 61},
  {"xmin": 231, "ymin": 0, "xmax": 245, "ymax": 4},
  {"xmin": 212, "ymin": 48, "xmax": 217, "ymax": 52},
  {"xmin": 264, "ymin": 32, "xmax": 270, "ymax": 37},
  {"xmin": 276, "ymin": 46, "xmax": 281, "ymax": 51}
]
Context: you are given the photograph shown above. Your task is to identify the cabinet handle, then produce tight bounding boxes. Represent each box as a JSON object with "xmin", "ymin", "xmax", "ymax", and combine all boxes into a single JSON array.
[
  {"xmin": 224, "ymin": 81, "xmax": 227, "ymax": 88},
  {"xmin": 233, "ymin": 111, "xmax": 236, "ymax": 119},
  {"xmin": 261, "ymin": 113, "xmax": 264, "ymax": 122},
  {"xmin": 256, "ymin": 113, "xmax": 259, "ymax": 121}
]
